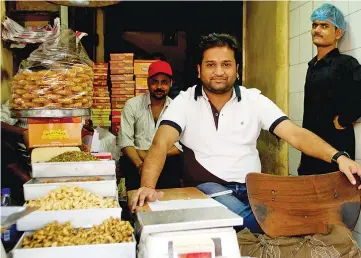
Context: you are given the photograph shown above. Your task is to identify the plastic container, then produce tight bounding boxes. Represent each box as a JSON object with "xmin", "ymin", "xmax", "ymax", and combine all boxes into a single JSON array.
[
  {"xmin": 17, "ymin": 206, "xmax": 122, "ymax": 231},
  {"xmin": 1, "ymin": 207, "xmax": 25, "ymax": 252},
  {"xmin": 31, "ymin": 160, "xmax": 116, "ymax": 177},
  {"xmin": 23, "ymin": 175, "xmax": 117, "ymax": 200},
  {"xmin": 1, "ymin": 188, "xmax": 12, "ymax": 206},
  {"xmin": 12, "ymin": 232, "xmax": 136, "ymax": 258}
]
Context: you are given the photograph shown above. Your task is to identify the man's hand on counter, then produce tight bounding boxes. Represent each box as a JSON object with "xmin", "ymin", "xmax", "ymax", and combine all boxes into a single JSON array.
[{"xmin": 129, "ymin": 187, "xmax": 164, "ymax": 213}]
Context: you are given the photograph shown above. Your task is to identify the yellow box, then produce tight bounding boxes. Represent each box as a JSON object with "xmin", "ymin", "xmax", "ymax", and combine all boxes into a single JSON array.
[
  {"xmin": 135, "ymin": 76, "xmax": 148, "ymax": 87},
  {"xmin": 28, "ymin": 117, "xmax": 82, "ymax": 148},
  {"xmin": 133, "ymin": 60, "xmax": 157, "ymax": 75}
]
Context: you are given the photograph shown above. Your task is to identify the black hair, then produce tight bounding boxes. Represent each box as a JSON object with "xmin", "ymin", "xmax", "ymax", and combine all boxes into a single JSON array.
[{"xmin": 197, "ymin": 33, "xmax": 240, "ymax": 65}]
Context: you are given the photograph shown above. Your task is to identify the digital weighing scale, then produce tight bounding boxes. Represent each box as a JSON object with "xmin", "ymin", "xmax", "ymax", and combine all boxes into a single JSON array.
[{"xmin": 136, "ymin": 206, "xmax": 245, "ymax": 258}]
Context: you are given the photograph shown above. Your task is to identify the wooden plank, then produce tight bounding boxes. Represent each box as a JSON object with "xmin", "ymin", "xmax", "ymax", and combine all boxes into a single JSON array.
[{"xmin": 127, "ymin": 187, "xmax": 209, "ymax": 212}]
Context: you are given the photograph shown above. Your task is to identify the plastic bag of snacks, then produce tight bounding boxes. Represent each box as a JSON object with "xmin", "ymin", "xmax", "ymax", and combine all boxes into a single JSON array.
[{"xmin": 10, "ymin": 29, "xmax": 94, "ymax": 110}]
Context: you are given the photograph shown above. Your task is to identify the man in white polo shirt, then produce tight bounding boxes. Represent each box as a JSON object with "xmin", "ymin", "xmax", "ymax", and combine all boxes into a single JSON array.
[{"xmin": 130, "ymin": 33, "xmax": 361, "ymax": 232}]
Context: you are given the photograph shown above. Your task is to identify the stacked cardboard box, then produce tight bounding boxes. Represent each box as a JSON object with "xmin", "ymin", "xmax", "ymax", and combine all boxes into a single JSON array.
[
  {"xmin": 92, "ymin": 63, "xmax": 111, "ymax": 127},
  {"xmin": 110, "ymin": 53, "xmax": 135, "ymax": 136},
  {"xmin": 134, "ymin": 60, "xmax": 156, "ymax": 96}
]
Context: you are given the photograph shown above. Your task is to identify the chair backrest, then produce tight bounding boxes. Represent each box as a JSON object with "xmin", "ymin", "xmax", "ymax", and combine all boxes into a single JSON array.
[{"xmin": 246, "ymin": 171, "xmax": 361, "ymax": 237}]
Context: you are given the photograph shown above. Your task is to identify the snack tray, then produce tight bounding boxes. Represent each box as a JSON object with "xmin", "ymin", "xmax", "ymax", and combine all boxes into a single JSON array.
[
  {"xmin": 17, "ymin": 205, "xmax": 122, "ymax": 231},
  {"xmin": 12, "ymin": 232, "xmax": 135, "ymax": 258},
  {"xmin": 31, "ymin": 160, "xmax": 116, "ymax": 178},
  {"xmin": 23, "ymin": 175, "xmax": 117, "ymax": 200}
]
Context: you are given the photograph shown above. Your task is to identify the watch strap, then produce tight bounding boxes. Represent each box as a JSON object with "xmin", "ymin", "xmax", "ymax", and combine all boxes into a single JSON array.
[{"xmin": 331, "ymin": 151, "xmax": 350, "ymax": 164}]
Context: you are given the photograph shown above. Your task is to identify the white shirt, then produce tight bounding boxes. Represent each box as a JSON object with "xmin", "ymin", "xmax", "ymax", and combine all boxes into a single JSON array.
[
  {"xmin": 118, "ymin": 93, "xmax": 181, "ymax": 151},
  {"xmin": 160, "ymin": 84, "xmax": 288, "ymax": 184}
]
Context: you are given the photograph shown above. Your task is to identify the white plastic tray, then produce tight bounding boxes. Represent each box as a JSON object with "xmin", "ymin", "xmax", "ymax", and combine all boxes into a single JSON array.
[
  {"xmin": 31, "ymin": 160, "xmax": 116, "ymax": 178},
  {"xmin": 23, "ymin": 176, "xmax": 117, "ymax": 200},
  {"xmin": 16, "ymin": 206, "xmax": 122, "ymax": 231},
  {"xmin": 12, "ymin": 232, "xmax": 136, "ymax": 258}
]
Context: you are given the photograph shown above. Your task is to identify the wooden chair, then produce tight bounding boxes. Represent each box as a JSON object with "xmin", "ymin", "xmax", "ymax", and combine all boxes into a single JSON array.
[{"xmin": 246, "ymin": 171, "xmax": 361, "ymax": 237}]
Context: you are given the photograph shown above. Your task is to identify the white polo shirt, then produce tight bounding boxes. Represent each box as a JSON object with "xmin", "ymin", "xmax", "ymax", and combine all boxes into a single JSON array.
[{"xmin": 159, "ymin": 84, "xmax": 288, "ymax": 184}]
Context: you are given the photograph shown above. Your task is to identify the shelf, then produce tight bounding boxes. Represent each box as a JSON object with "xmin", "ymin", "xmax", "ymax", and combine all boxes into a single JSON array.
[{"xmin": 10, "ymin": 108, "xmax": 90, "ymax": 118}]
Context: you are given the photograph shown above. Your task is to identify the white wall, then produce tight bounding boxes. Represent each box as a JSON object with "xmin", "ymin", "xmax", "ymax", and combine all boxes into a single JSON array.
[{"xmin": 289, "ymin": 0, "xmax": 361, "ymax": 245}]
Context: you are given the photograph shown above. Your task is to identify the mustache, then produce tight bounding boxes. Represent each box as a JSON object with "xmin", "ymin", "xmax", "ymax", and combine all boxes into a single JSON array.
[
  {"xmin": 313, "ymin": 33, "xmax": 322, "ymax": 37},
  {"xmin": 211, "ymin": 77, "xmax": 227, "ymax": 80},
  {"xmin": 154, "ymin": 90, "xmax": 165, "ymax": 93}
]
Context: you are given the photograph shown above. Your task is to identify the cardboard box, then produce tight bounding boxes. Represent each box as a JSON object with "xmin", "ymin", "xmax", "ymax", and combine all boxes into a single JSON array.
[
  {"xmin": 28, "ymin": 117, "xmax": 82, "ymax": 148},
  {"xmin": 135, "ymin": 89, "xmax": 149, "ymax": 95},
  {"xmin": 110, "ymin": 53, "xmax": 134, "ymax": 61},
  {"xmin": 93, "ymin": 80, "xmax": 108, "ymax": 86},
  {"xmin": 135, "ymin": 76, "xmax": 148, "ymax": 88},
  {"xmin": 109, "ymin": 60, "xmax": 133, "ymax": 69},
  {"xmin": 91, "ymin": 114, "xmax": 110, "ymax": 119},
  {"xmin": 111, "ymin": 81, "xmax": 135, "ymax": 88},
  {"xmin": 135, "ymin": 84, "xmax": 148, "ymax": 90},
  {"xmin": 93, "ymin": 121, "xmax": 111, "ymax": 127},
  {"xmin": 111, "ymin": 95, "xmax": 133, "ymax": 102},
  {"xmin": 93, "ymin": 97, "xmax": 110, "ymax": 103},
  {"xmin": 92, "ymin": 103, "xmax": 111, "ymax": 109},
  {"xmin": 133, "ymin": 60, "xmax": 157, "ymax": 75},
  {"xmin": 112, "ymin": 123, "xmax": 121, "ymax": 131},
  {"xmin": 94, "ymin": 71, "xmax": 108, "ymax": 76},
  {"xmin": 94, "ymin": 74, "xmax": 107, "ymax": 80},
  {"xmin": 93, "ymin": 92, "xmax": 110, "ymax": 97},
  {"xmin": 110, "ymin": 67, "xmax": 134, "ymax": 75},
  {"xmin": 93, "ymin": 63, "xmax": 108, "ymax": 69},
  {"xmin": 111, "ymin": 88, "xmax": 135, "ymax": 95},
  {"xmin": 93, "ymin": 68, "xmax": 108, "ymax": 74},
  {"xmin": 111, "ymin": 100, "xmax": 127, "ymax": 104},
  {"xmin": 91, "ymin": 114, "xmax": 111, "ymax": 118},
  {"xmin": 111, "ymin": 118, "xmax": 121, "ymax": 123},
  {"xmin": 111, "ymin": 74, "xmax": 134, "ymax": 81},
  {"xmin": 93, "ymin": 86, "xmax": 109, "ymax": 92},
  {"xmin": 24, "ymin": 21, "xmax": 49, "ymax": 27},
  {"xmin": 111, "ymin": 110, "xmax": 122, "ymax": 116},
  {"xmin": 16, "ymin": 0, "xmax": 58, "ymax": 11},
  {"xmin": 112, "ymin": 103, "xmax": 125, "ymax": 109},
  {"xmin": 91, "ymin": 109, "xmax": 111, "ymax": 114}
]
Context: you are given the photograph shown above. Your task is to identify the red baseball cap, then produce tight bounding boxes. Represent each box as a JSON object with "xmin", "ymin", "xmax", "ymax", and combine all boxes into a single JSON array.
[{"xmin": 148, "ymin": 61, "xmax": 172, "ymax": 78}]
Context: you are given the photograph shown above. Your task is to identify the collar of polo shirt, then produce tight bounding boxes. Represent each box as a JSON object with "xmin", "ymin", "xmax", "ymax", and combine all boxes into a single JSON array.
[{"xmin": 194, "ymin": 84, "xmax": 242, "ymax": 102}]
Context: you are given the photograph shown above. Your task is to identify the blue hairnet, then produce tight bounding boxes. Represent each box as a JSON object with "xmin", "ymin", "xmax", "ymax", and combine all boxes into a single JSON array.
[{"xmin": 311, "ymin": 3, "xmax": 346, "ymax": 35}]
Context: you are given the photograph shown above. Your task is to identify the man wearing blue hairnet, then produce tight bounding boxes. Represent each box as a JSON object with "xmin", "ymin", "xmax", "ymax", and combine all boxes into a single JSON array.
[{"xmin": 298, "ymin": 3, "xmax": 361, "ymax": 176}]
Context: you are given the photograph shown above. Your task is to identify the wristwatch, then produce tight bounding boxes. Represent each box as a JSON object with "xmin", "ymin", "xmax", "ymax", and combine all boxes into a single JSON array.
[{"xmin": 331, "ymin": 151, "xmax": 350, "ymax": 164}]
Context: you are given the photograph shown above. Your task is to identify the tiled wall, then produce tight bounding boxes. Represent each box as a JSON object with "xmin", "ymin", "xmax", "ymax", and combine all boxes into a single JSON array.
[{"xmin": 288, "ymin": 0, "xmax": 361, "ymax": 245}]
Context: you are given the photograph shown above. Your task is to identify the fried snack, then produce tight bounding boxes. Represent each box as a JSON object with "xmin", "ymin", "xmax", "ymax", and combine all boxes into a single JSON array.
[
  {"xmin": 10, "ymin": 64, "xmax": 93, "ymax": 109},
  {"xmin": 47, "ymin": 151, "xmax": 100, "ymax": 162},
  {"xmin": 22, "ymin": 217, "xmax": 134, "ymax": 248},
  {"xmin": 24, "ymin": 186, "xmax": 118, "ymax": 211},
  {"xmin": 43, "ymin": 177, "xmax": 104, "ymax": 184}
]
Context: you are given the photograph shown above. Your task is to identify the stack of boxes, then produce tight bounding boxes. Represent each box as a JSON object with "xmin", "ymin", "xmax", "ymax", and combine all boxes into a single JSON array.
[
  {"xmin": 106, "ymin": 57, "xmax": 159, "ymax": 136},
  {"xmin": 134, "ymin": 60, "xmax": 156, "ymax": 96},
  {"xmin": 109, "ymin": 53, "xmax": 135, "ymax": 136},
  {"xmin": 92, "ymin": 63, "xmax": 111, "ymax": 127}
]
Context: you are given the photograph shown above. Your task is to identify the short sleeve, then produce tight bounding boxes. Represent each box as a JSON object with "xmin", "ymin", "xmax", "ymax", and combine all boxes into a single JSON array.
[
  {"xmin": 159, "ymin": 91, "xmax": 188, "ymax": 134},
  {"xmin": 256, "ymin": 94, "xmax": 289, "ymax": 133}
]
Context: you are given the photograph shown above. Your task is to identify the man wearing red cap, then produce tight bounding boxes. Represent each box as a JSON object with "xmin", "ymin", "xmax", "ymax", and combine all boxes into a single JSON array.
[{"xmin": 118, "ymin": 61, "xmax": 182, "ymax": 190}]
